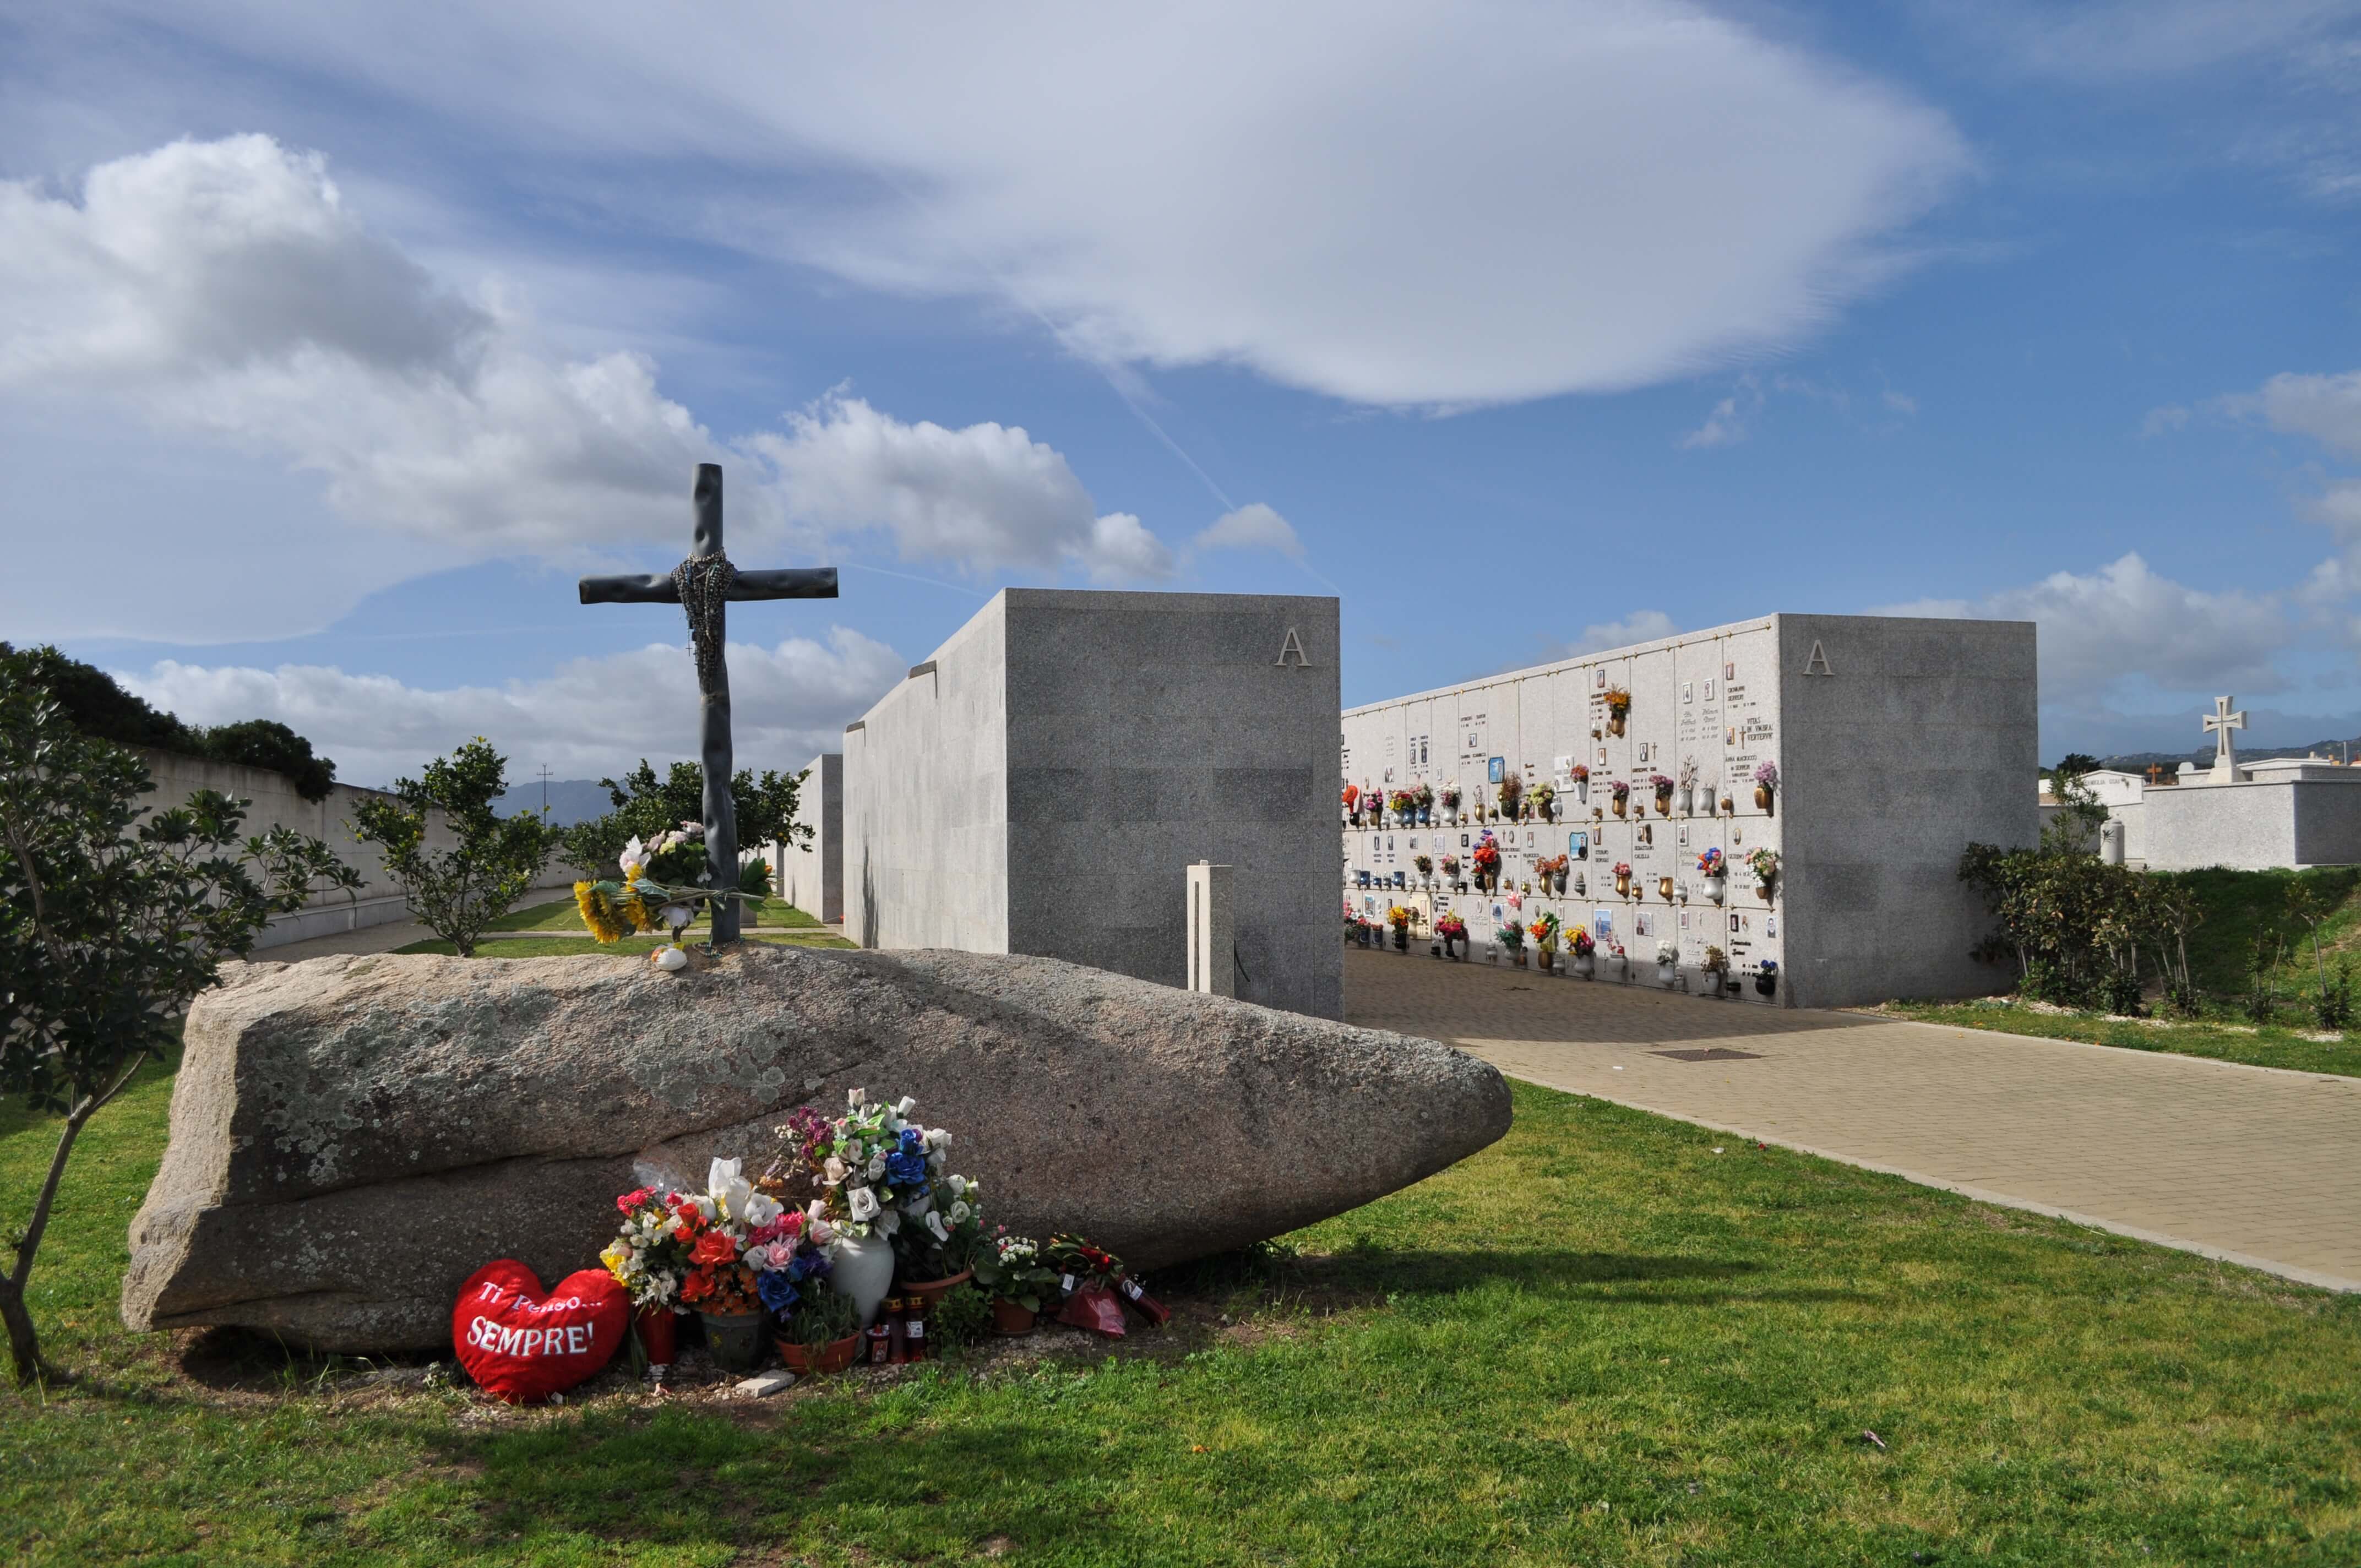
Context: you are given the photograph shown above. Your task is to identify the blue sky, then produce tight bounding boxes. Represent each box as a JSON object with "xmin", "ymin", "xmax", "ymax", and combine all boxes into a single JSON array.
[{"xmin": 3, "ymin": 1, "xmax": 2357, "ymax": 783}]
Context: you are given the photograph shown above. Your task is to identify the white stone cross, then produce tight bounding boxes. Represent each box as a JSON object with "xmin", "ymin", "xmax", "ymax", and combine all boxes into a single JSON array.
[{"xmin": 2203, "ymin": 694, "xmax": 2246, "ymax": 779}]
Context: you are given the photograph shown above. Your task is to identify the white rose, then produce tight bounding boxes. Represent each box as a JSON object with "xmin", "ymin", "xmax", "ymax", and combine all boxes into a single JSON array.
[
  {"xmin": 867, "ymin": 1153, "xmax": 888, "ymax": 1180},
  {"xmin": 847, "ymin": 1185, "xmax": 879, "ymax": 1221},
  {"xmin": 745, "ymin": 1193, "xmax": 781, "ymax": 1227},
  {"xmin": 924, "ymin": 1129, "xmax": 948, "ymax": 1150},
  {"xmin": 894, "ymin": 1096, "xmax": 916, "ymax": 1117},
  {"xmin": 948, "ymin": 1175, "xmax": 966, "ymax": 1197},
  {"xmin": 949, "ymin": 1200, "xmax": 971, "ymax": 1224},
  {"xmin": 823, "ymin": 1156, "xmax": 846, "ymax": 1186}
]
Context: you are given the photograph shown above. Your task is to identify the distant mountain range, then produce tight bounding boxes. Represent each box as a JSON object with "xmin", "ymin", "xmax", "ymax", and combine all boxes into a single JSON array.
[
  {"xmin": 2091, "ymin": 739, "xmax": 2361, "ymax": 775},
  {"xmin": 492, "ymin": 778, "xmax": 617, "ymax": 827}
]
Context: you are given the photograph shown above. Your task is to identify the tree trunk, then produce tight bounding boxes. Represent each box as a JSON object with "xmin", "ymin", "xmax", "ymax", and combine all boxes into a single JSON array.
[{"xmin": 4, "ymin": 1108, "xmax": 89, "ymax": 1385}]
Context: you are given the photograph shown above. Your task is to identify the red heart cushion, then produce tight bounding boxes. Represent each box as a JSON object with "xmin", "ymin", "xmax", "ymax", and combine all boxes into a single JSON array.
[{"xmin": 451, "ymin": 1259, "xmax": 628, "ymax": 1404}]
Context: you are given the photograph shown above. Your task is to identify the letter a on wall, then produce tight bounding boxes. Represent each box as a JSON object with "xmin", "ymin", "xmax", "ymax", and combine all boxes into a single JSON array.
[
  {"xmin": 1800, "ymin": 640, "xmax": 1834, "ymax": 677},
  {"xmin": 1276, "ymin": 627, "xmax": 1312, "ymax": 667}
]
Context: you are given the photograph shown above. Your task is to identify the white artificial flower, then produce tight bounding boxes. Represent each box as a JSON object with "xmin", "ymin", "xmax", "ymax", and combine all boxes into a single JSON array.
[
  {"xmin": 935, "ymin": 1129, "xmax": 953, "ymax": 1148},
  {"xmin": 745, "ymin": 1193, "xmax": 782, "ymax": 1227},
  {"xmin": 690, "ymin": 1194, "xmax": 717, "ymax": 1222},
  {"xmin": 847, "ymin": 1088, "xmax": 866, "ymax": 1107},
  {"xmin": 823, "ymin": 1156, "xmax": 847, "ymax": 1186},
  {"xmin": 848, "ymin": 1186, "xmax": 879, "ymax": 1221},
  {"xmin": 949, "ymin": 1200, "xmax": 971, "ymax": 1224},
  {"xmin": 867, "ymin": 1152, "xmax": 888, "ymax": 1180},
  {"xmin": 618, "ymin": 836, "xmax": 649, "ymax": 878},
  {"xmin": 924, "ymin": 1129, "xmax": 948, "ymax": 1150},
  {"xmin": 894, "ymin": 1096, "xmax": 916, "ymax": 1117},
  {"xmin": 708, "ymin": 1157, "xmax": 753, "ymax": 1221},
  {"xmin": 905, "ymin": 1191, "xmax": 933, "ymax": 1218},
  {"xmin": 926, "ymin": 1210, "xmax": 950, "ymax": 1243},
  {"xmin": 886, "ymin": 1118, "xmax": 906, "ymax": 1134},
  {"xmin": 948, "ymin": 1175, "xmax": 966, "ymax": 1197}
]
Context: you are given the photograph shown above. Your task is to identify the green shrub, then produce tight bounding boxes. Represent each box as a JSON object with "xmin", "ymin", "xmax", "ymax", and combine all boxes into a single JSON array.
[
  {"xmin": 738, "ymin": 858, "xmax": 773, "ymax": 897},
  {"xmin": 926, "ymin": 1282, "xmax": 995, "ymax": 1353}
]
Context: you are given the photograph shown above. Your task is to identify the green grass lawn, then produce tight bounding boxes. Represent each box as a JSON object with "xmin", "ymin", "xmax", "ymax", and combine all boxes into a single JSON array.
[
  {"xmin": 1875, "ymin": 998, "xmax": 2360, "ymax": 1078},
  {"xmin": 4, "ymin": 1070, "xmax": 2358, "ymax": 1565},
  {"xmin": 488, "ymin": 896, "xmax": 826, "ymax": 934},
  {"xmin": 396, "ymin": 930, "xmax": 856, "ymax": 957}
]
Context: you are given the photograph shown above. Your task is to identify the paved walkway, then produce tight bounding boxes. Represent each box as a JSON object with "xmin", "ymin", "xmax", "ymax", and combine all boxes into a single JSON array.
[{"xmin": 1343, "ymin": 948, "xmax": 2361, "ymax": 1293}]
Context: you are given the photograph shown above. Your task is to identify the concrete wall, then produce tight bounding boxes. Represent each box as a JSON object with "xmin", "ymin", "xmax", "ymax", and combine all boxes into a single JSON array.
[
  {"xmin": 769, "ymin": 753, "xmax": 841, "ymax": 922},
  {"xmin": 1340, "ymin": 612, "xmax": 2038, "ymax": 1011},
  {"xmin": 1775, "ymin": 615, "xmax": 2039, "ymax": 1008},
  {"xmin": 844, "ymin": 589, "xmax": 1343, "ymax": 1019},
  {"xmin": 2142, "ymin": 770, "xmax": 2361, "ymax": 870},
  {"xmin": 845, "ymin": 596, "xmax": 1011, "ymax": 954}
]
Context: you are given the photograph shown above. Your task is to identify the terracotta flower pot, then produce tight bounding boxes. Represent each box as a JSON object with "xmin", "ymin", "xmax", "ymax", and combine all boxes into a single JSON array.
[
  {"xmin": 991, "ymin": 1299, "xmax": 1038, "ymax": 1336},
  {"xmin": 776, "ymin": 1333, "xmax": 863, "ymax": 1374},
  {"xmin": 900, "ymin": 1268, "xmax": 974, "ymax": 1310},
  {"xmin": 633, "ymin": 1304, "xmax": 679, "ymax": 1366}
]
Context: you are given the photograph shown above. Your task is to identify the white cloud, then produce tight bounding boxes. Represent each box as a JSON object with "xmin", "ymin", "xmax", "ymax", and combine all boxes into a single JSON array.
[
  {"xmin": 1538, "ymin": 613, "xmax": 1680, "ymax": 663},
  {"xmin": 116, "ymin": 627, "xmax": 904, "ymax": 787},
  {"xmin": 0, "ymin": 135, "xmax": 1172, "ymax": 638},
  {"xmin": 1193, "ymin": 504, "xmax": 1304, "ymax": 560},
  {"xmin": 1875, "ymin": 552, "xmax": 2293, "ymax": 700},
  {"xmin": 1681, "ymin": 379, "xmax": 1764, "ymax": 449},
  {"xmin": 0, "ymin": 135, "xmax": 719, "ymax": 555},
  {"xmin": 2244, "ymin": 368, "xmax": 2361, "ymax": 456},
  {"xmin": 747, "ymin": 393, "xmax": 1171, "ymax": 582},
  {"xmin": 77, "ymin": 1, "xmax": 1972, "ymax": 408}
]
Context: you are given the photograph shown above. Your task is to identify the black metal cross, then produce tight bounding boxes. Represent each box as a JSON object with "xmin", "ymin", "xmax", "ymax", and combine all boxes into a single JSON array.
[{"xmin": 579, "ymin": 462, "xmax": 836, "ymax": 945}]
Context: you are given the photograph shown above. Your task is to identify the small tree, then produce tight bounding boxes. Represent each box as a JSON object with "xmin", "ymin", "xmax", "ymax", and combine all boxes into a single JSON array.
[
  {"xmin": 562, "ymin": 759, "xmax": 809, "ymax": 880},
  {"xmin": 350, "ymin": 738, "xmax": 556, "ymax": 957},
  {"xmin": 0, "ymin": 655, "xmax": 359, "ymax": 1383}
]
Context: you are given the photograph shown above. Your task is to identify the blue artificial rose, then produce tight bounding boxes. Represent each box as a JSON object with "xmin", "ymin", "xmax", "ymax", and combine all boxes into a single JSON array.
[
  {"xmin": 885, "ymin": 1150, "xmax": 930, "ymax": 1187},
  {"xmin": 755, "ymin": 1270, "xmax": 801, "ymax": 1315}
]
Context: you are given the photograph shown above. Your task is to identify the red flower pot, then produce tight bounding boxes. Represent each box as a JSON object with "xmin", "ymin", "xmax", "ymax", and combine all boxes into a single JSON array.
[
  {"xmin": 776, "ymin": 1333, "xmax": 862, "ymax": 1375},
  {"xmin": 1056, "ymin": 1286, "xmax": 1127, "ymax": 1337},
  {"xmin": 633, "ymin": 1304, "xmax": 679, "ymax": 1366},
  {"xmin": 991, "ymin": 1299, "xmax": 1038, "ymax": 1336}
]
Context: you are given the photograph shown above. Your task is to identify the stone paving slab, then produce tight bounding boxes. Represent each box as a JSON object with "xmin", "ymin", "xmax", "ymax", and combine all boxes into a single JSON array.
[{"xmin": 1344, "ymin": 948, "xmax": 2361, "ymax": 1292}]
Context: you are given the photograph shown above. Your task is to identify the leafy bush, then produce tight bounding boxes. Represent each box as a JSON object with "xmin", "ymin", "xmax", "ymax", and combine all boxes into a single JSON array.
[
  {"xmin": 0, "ymin": 650, "xmax": 358, "ymax": 1380},
  {"xmin": 350, "ymin": 739, "xmax": 556, "ymax": 956},
  {"xmin": 2319, "ymin": 960, "xmax": 2354, "ymax": 1032},
  {"xmin": 1960, "ymin": 827, "xmax": 2197, "ymax": 1013},
  {"xmin": 738, "ymin": 857, "xmax": 773, "ymax": 897},
  {"xmin": 563, "ymin": 759, "xmax": 810, "ymax": 880},
  {"xmin": 197, "ymin": 720, "xmax": 336, "ymax": 803}
]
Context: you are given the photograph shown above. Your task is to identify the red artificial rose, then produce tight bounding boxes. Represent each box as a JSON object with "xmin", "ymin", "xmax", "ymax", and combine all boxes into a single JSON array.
[{"xmin": 689, "ymin": 1231, "xmax": 737, "ymax": 1266}]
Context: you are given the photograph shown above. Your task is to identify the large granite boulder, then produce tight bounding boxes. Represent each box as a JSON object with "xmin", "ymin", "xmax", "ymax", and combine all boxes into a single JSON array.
[{"xmin": 123, "ymin": 945, "xmax": 1510, "ymax": 1352}]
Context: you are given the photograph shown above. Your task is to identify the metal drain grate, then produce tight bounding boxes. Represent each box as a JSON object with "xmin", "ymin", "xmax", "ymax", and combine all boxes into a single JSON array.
[{"xmin": 1648, "ymin": 1047, "xmax": 1765, "ymax": 1063}]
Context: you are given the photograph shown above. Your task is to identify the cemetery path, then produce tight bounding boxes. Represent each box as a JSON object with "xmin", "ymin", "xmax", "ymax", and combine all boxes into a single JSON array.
[{"xmin": 1344, "ymin": 948, "xmax": 2361, "ymax": 1293}]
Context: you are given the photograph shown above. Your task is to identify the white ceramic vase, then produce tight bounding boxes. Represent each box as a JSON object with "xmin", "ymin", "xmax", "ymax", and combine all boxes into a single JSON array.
[
  {"xmin": 828, "ymin": 1231, "xmax": 896, "ymax": 1329},
  {"xmin": 1703, "ymin": 875, "xmax": 1726, "ymax": 905},
  {"xmin": 1657, "ymin": 962, "xmax": 1679, "ymax": 987}
]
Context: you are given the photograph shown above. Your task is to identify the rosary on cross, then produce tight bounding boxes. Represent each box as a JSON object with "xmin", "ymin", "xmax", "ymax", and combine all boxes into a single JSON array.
[{"xmin": 578, "ymin": 463, "xmax": 837, "ymax": 946}]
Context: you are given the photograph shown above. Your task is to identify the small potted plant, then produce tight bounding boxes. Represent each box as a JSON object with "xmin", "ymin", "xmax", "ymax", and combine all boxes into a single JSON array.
[
  {"xmin": 773, "ymin": 1272, "xmax": 863, "ymax": 1374},
  {"xmin": 1568, "ymin": 925, "xmax": 1596, "ymax": 979},
  {"xmin": 1612, "ymin": 861, "xmax": 1633, "ymax": 898},
  {"xmin": 1754, "ymin": 958, "xmax": 1779, "ymax": 998},
  {"xmin": 1435, "ymin": 910, "xmax": 1468, "ymax": 959},
  {"xmin": 1703, "ymin": 945, "xmax": 1731, "ymax": 997},
  {"xmin": 973, "ymin": 1229, "xmax": 1059, "ymax": 1336},
  {"xmin": 1604, "ymin": 686, "xmax": 1631, "ymax": 736},
  {"xmin": 1388, "ymin": 903, "xmax": 1413, "ymax": 951},
  {"xmin": 1748, "ymin": 846, "xmax": 1778, "ymax": 901},
  {"xmin": 1531, "ymin": 780, "xmax": 1556, "ymax": 823},
  {"xmin": 1753, "ymin": 760, "xmax": 1778, "ymax": 814},
  {"xmin": 1439, "ymin": 783, "xmax": 1462, "ymax": 825},
  {"xmin": 1570, "ymin": 764, "xmax": 1590, "ymax": 804},
  {"xmin": 1413, "ymin": 781, "xmax": 1435, "ymax": 825},
  {"xmin": 1655, "ymin": 939, "xmax": 1680, "ymax": 988},
  {"xmin": 1609, "ymin": 779, "xmax": 1631, "ymax": 819},
  {"xmin": 1696, "ymin": 847, "xmax": 1726, "ymax": 905},
  {"xmin": 1650, "ymin": 773, "xmax": 1675, "ymax": 816},
  {"xmin": 1498, "ymin": 918, "xmax": 1528, "ymax": 967},
  {"xmin": 1677, "ymin": 756, "xmax": 1699, "ymax": 816}
]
